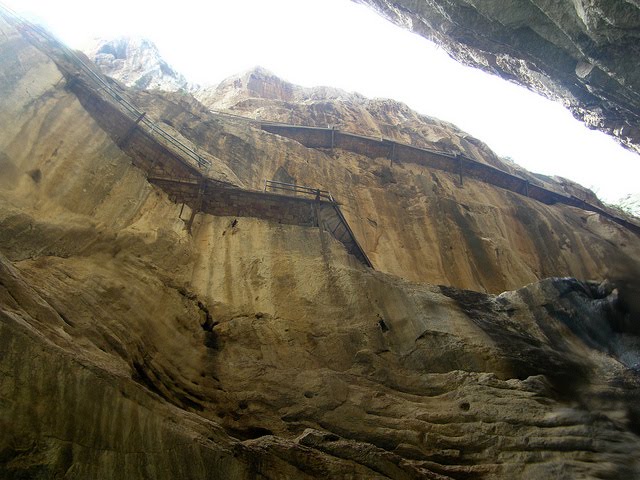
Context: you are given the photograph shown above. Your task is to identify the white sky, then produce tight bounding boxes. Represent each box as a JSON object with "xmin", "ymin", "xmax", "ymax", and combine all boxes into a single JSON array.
[{"xmin": 5, "ymin": 0, "xmax": 639, "ymax": 203}]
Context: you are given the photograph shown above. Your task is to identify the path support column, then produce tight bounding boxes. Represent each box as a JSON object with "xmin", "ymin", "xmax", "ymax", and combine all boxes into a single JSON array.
[
  {"xmin": 118, "ymin": 112, "xmax": 146, "ymax": 148},
  {"xmin": 186, "ymin": 180, "xmax": 205, "ymax": 233}
]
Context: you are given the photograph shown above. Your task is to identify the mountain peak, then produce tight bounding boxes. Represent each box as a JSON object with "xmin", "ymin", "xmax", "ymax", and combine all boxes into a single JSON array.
[
  {"xmin": 83, "ymin": 36, "xmax": 190, "ymax": 92},
  {"xmin": 195, "ymin": 65, "xmax": 366, "ymax": 112}
]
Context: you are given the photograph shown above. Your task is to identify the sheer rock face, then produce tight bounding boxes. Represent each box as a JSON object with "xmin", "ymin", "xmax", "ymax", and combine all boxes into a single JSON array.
[
  {"xmin": 353, "ymin": 0, "xmax": 640, "ymax": 155},
  {"xmin": 84, "ymin": 37, "xmax": 190, "ymax": 91},
  {"xmin": 1, "ymin": 16, "xmax": 640, "ymax": 480},
  {"xmin": 195, "ymin": 66, "xmax": 514, "ymax": 169},
  {"xmin": 187, "ymin": 67, "xmax": 640, "ymax": 307}
]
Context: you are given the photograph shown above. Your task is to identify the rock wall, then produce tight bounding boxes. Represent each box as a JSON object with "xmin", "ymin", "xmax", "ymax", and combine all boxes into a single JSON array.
[
  {"xmin": 353, "ymin": 0, "xmax": 640, "ymax": 155},
  {"xmin": 1, "ymin": 14, "xmax": 640, "ymax": 479},
  {"xmin": 153, "ymin": 69, "xmax": 640, "ymax": 306}
]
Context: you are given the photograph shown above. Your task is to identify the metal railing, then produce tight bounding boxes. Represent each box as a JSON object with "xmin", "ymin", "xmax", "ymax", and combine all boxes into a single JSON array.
[
  {"xmin": 0, "ymin": 2, "xmax": 210, "ymax": 169},
  {"xmin": 263, "ymin": 179, "xmax": 335, "ymax": 202}
]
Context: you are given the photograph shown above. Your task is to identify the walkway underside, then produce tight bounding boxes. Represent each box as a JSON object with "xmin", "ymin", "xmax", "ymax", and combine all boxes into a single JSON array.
[{"xmin": 148, "ymin": 176, "xmax": 372, "ymax": 267}]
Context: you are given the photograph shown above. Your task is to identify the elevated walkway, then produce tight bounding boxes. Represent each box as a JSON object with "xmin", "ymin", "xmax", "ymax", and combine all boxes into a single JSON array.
[
  {"xmin": 1, "ymin": 5, "xmax": 373, "ymax": 268},
  {"xmin": 262, "ymin": 180, "xmax": 372, "ymax": 267},
  {"xmin": 261, "ymin": 124, "xmax": 640, "ymax": 236},
  {"xmin": 149, "ymin": 176, "xmax": 373, "ymax": 267}
]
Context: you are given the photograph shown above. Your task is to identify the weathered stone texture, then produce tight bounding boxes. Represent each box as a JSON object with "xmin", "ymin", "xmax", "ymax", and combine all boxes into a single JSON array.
[
  {"xmin": 353, "ymin": 0, "xmax": 640, "ymax": 155},
  {"xmin": 161, "ymin": 68, "xmax": 640, "ymax": 306},
  {"xmin": 84, "ymin": 37, "xmax": 190, "ymax": 92},
  {"xmin": 1, "ymin": 14, "xmax": 640, "ymax": 479}
]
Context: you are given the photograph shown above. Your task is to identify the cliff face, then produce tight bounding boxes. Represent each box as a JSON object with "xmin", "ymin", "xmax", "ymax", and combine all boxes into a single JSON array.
[
  {"xmin": 353, "ymin": 0, "xmax": 640, "ymax": 156},
  {"xmin": 195, "ymin": 66, "xmax": 517, "ymax": 170},
  {"xmin": 2, "ymin": 13, "xmax": 640, "ymax": 480},
  {"xmin": 193, "ymin": 66, "xmax": 640, "ymax": 306}
]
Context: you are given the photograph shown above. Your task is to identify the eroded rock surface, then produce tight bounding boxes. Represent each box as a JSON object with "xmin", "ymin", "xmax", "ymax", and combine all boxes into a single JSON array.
[
  {"xmin": 1, "ymin": 13, "xmax": 640, "ymax": 479},
  {"xmin": 353, "ymin": 0, "xmax": 640, "ymax": 155},
  {"xmin": 168, "ymin": 67, "xmax": 640, "ymax": 307},
  {"xmin": 84, "ymin": 37, "xmax": 190, "ymax": 91}
]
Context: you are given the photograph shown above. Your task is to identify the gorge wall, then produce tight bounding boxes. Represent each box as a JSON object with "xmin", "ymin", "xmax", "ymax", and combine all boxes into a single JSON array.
[
  {"xmin": 1, "ymin": 11, "xmax": 640, "ymax": 480},
  {"xmin": 192, "ymin": 67, "xmax": 640, "ymax": 306},
  {"xmin": 353, "ymin": 0, "xmax": 640, "ymax": 155}
]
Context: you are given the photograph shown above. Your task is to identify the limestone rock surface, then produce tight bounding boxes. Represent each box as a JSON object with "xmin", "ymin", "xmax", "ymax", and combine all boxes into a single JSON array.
[
  {"xmin": 1, "ymin": 14, "xmax": 640, "ymax": 480},
  {"xmin": 182, "ymin": 67, "xmax": 640, "ymax": 308},
  {"xmin": 353, "ymin": 0, "xmax": 640, "ymax": 155},
  {"xmin": 84, "ymin": 37, "xmax": 190, "ymax": 91}
]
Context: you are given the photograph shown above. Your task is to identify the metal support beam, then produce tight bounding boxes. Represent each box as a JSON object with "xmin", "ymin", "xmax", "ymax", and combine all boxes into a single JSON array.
[
  {"xmin": 147, "ymin": 156, "xmax": 160, "ymax": 175},
  {"xmin": 117, "ymin": 112, "xmax": 146, "ymax": 148},
  {"xmin": 312, "ymin": 202, "xmax": 319, "ymax": 227},
  {"xmin": 390, "ymin": 142, "xmax": 396, "ymax": 167},
  {"xmin": 186, "ymin": 181, "xmax": 205, "ymax": 233},
  {"xmin": 64, "ymin": 75, "xmax": 79, "ymax": 91},
  {"xmin": 457, "ymin": 154, "xmax": 464, "ymax": 187},
  {"xmin": 147, "ymin": 176, "xmax": 200, "ymax": 186}
]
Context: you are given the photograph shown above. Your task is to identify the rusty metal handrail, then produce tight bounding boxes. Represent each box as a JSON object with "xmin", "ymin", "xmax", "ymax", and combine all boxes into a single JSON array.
[
  {"xmin": 263, "ymin": 179, "xmax": 335, "ymax": 202},
  {"xmin": 0, "ymin": 3, "xmax": 210, "ymax": 169}
]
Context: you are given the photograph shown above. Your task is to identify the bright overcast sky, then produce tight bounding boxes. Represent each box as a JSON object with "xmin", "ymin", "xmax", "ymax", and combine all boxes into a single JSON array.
[{"xmin": 4, "ymin": 0, "xmax": 639, "ymax": 203}]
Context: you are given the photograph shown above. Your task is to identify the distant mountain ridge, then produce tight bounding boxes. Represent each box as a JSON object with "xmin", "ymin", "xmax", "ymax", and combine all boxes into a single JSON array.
[{"xmin": 83, "ymin": 37, "xmax": 191, "ymax": 91}]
